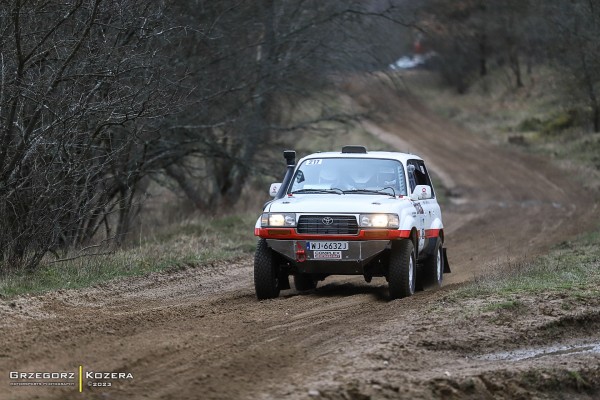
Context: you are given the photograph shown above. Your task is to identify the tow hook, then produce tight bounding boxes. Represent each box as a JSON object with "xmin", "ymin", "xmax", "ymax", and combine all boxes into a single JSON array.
[{"xmin": 295, "ymin": 242, "xmax": 306, "ymax": 263}]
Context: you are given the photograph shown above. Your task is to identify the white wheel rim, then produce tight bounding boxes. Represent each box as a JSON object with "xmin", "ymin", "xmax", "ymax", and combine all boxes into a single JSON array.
[
  {"xmin": 437, "ymin": 248, "xmax": 442, "ymax": 282},
  {"xmin": 409, "ymin": 253, "xmax": 415, "ymax": 293}
]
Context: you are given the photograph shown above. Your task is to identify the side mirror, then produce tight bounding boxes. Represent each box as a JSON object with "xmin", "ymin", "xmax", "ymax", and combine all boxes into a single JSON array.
[
  {"xmin": 269, "ymin": 183, "xmax": 282, "ymax": 197},
  {"xmin": 410, "ymin": 185, "xmax": 432, "ymax": 201}
]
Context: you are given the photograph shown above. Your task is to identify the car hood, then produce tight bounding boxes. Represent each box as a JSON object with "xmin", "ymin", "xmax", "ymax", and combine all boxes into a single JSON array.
[{"xmin": 267, "ymin": 194, "xmax": 408, "ymax": 214}]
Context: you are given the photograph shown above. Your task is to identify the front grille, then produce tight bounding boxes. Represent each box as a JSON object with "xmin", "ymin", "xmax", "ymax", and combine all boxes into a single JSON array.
[{"xmin": 297, "ymin": 215, "xmax": 359, "ymax": 235}]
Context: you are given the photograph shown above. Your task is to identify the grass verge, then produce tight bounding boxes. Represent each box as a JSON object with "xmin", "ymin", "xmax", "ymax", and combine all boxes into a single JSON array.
[
  {"xmin": 0, "ymin": 213, "xmax": 258, "ymax": 298},
  {"xmin": 448, "ymin": 229, "xmax": 600, "ymax": 303}
]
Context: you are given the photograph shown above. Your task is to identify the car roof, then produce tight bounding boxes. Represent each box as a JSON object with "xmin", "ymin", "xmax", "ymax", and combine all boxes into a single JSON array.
[{"xmin": 297, "ymin": 151, "xmax": 423, "ymax": 165}]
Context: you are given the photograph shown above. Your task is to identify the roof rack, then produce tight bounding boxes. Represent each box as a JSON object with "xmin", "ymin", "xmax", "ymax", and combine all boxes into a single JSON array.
[{"xmin": 341, "ymin": 145, "xmax": 368, "ymax": 154}]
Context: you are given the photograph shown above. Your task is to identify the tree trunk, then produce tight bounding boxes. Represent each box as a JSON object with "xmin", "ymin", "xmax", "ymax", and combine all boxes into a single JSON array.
[
  {"xmin": 165, "ymin": 165, "xmax": 207, "ymax": 210},
  {"xmin": 223, "ymin": 0, "xmax": 276, "ymax": 202},
  {"xmin": 479, "ymin": 33, "xmax": 487, "ymax": 77},
  {"xmin": 579, "ymin": 43, "xmax": 599, "ymax": 132},
  {"xmin": 115, "ymin": 185, "xmax": 136, "ymax": 247},
  {"xmin": 593, "ymin": 103, "xmax": 599, "ymax": 133},
  {"xmin": 509, "ymin": 50, "xmax": 523, "ymax": 88}
]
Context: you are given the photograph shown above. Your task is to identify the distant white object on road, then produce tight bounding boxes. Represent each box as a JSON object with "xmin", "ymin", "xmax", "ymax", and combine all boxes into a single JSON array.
[{"xmin": 389, "ymin": 52, "xmax": 435, "ymax": 70}]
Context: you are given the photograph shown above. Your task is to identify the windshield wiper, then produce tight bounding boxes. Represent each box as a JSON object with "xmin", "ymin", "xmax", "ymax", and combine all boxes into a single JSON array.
[
  {"xmin": 343, "ymin": 187, "xmax": 396, "ymax": 197},
  {"xmin": 291, "ymin": 188, "xmax": 343, "ymax": 195}
]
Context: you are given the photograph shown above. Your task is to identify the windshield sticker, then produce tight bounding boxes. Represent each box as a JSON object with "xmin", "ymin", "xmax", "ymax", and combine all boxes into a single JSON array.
[{"xmin": 305, "ymin": 159, "xmax": 322, "ymax": 166}]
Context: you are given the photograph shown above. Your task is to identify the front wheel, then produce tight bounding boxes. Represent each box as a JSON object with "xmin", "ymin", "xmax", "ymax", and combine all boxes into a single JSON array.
[
  {"xmin": 421, "ymin": 238, "xmax": 443, "ymax": 289},
  {"xmin": 388, "ymin": 239, "xmax": 416, "ymax": 300},
  {"xmin": 254, "ymin": 239, "xmax": 280, "ymax": 300}
]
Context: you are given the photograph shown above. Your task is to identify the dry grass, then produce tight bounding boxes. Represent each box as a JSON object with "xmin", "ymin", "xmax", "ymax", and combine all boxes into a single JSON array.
[
  {"xmin": 449, "ymin": 230, "xmax": 600, "ymax": 301},
  {"xmin": 0, "ymin": 213, "xmax": 258, "ymax": 298}
]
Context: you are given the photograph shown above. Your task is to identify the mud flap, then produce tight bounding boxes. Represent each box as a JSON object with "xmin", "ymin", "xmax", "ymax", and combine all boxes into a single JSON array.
[
  {"xmin": 443, "ymin": 248, "xmax": 451, "ymax": 273},
  {"xmin": 278, "ymin": 270, "xmax": 291, "ymax": 290}
]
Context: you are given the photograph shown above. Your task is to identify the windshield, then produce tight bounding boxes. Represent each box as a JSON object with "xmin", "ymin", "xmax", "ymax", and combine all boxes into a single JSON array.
[{"xmin": 289, "ymin": 157, "xmax": 407, "ymax": 196}]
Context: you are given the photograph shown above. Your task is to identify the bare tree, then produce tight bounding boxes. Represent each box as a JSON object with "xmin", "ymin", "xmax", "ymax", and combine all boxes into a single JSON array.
[
  {"xmin": 0, "ymin": 0, "xmax": 421, "ymax": 271},
  {"xmin": 417, "ymin": 0, "xmax": 540, "ymax": 92},
  {"xmin": 539, "ymin": 0, "xmax": 600, "ymax": 132},
  {"xmin": 0, "ymin": 0, "xmax": 183, "ymax": 271},
  {"xmin": 159, "ymin": 0, "xmax": 417, "ymax": 208}
]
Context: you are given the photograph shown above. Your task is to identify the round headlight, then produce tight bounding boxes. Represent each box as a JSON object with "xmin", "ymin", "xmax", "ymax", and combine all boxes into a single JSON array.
[
  {"xmin": 269, "ymin": 214, "xmax": 286, "ymax": 226},
  {"xmin": 371, "ymin": 214, "xmax": 389, "ymax": 228}
]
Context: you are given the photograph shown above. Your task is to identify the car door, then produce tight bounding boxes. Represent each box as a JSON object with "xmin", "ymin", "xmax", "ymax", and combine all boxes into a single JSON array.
[
  {"xmin": 407, "ymin": 159, "xmax": 438, "ymax": 254},
  {"xmin": 407, "ymin": 160, "xmax": 426, "ymax": 253}
]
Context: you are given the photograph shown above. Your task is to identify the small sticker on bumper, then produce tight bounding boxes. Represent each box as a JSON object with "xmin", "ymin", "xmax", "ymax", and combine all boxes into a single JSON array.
[{"xmin": 313, "ymin": 251, "xmax": 342, "ymax": 259}]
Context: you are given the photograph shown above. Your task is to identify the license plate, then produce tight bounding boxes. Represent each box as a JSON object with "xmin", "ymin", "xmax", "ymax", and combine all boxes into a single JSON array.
[
  {"xmin": 313, "ymin": 251, "xmax": 342, "ymax": 259},
  {"xmin": 307, "ymin": 241, "xmax": 348, "ymax": 251}
]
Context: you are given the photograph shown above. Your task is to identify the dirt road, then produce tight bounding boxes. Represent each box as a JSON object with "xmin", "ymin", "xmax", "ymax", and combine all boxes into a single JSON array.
[{"xmin": 1, "ymin": 78, "xmax": 599, "ymax": 400}]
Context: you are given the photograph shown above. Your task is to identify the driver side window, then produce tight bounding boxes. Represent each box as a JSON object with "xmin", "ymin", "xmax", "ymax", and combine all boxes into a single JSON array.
[
  {"xmin": 407, "ymin": 164, "xmax": 417, "ymax": 193},
  {"xmin": 407, "ymin": 160, "xmax": 435, "ymax": 197}
]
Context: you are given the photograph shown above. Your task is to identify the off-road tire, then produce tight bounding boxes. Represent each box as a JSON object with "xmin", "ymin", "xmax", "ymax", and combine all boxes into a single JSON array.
[
  {"xmin": 254, "ymin": 239, "xmax": 280, "ymax": 300},
  {"xmin": 293, "ymin": 273, "xmax": 317, "ymax": 291},
  {"xmin": 388, "ymin": 239, "xmax": 416, "ymax": 300},
  {"xmin": 421, "ymin": 238, "xmax": 443, "ymax": 289}
]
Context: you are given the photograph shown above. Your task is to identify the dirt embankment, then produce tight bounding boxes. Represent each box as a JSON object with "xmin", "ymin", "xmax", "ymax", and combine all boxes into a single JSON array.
[{"xmin": 1, "ymin": 76, "xmax": 599, "ymax": 400}]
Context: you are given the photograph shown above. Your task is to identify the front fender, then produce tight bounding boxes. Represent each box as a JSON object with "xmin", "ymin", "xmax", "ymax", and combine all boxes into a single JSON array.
[{"xmin": 399, "ymin": 209, "xmax": 418, "ymax": 232}]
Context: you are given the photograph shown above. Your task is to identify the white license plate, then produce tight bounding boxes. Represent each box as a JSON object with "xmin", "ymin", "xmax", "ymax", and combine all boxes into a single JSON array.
[
  {"xmin": 313, "ymin": 251, "xmax": 342, "ymax": 259},
  {"xmin": 307, "ymin": 241, "xmax": 349, "ymax": 251}
]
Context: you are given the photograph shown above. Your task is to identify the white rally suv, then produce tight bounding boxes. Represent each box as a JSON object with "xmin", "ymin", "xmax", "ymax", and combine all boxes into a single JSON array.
[{"xmin": 253, "ymin": 146, "xmax": 449, "ymax": 300}]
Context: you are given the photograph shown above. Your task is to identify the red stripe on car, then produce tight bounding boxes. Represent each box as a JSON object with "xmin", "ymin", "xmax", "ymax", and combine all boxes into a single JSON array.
[{"xmin": 425, "ymin": 229, "xmax": 440, "ymax": 238}]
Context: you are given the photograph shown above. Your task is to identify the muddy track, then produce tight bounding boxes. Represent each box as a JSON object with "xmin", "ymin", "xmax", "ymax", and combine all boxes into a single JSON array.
[{"xmin": 1, "ymin": 77, "xmax": 599, "ymax": 400}]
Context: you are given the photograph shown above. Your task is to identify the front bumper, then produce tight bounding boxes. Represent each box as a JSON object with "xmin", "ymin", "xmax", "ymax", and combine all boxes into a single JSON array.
[{"xmin": 267, "ymin": 239, "xmax": 390, "ymax": 274}]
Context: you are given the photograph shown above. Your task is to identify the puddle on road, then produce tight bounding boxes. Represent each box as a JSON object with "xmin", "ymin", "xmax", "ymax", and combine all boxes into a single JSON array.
[{"xmin": 476, "ymin": 342, "xmax": 600, "ymax": 362}]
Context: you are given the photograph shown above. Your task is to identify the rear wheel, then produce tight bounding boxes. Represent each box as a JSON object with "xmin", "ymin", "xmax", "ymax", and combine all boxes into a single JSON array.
[
  {"xmin": 388, "ymin": 239, "xmax": 416, "ymax": 300},
  {"xmin": 421, "ymin": 238, "xmax": 443, "ymax": 289},
  {"xmin": 254, "ymin": 239, "xmax": 280, "ymax": 300},
  {"xmin": 293, "ymin": 273, "xmax": 317, "ymax": 291}
]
